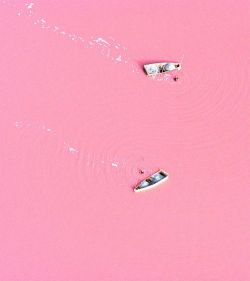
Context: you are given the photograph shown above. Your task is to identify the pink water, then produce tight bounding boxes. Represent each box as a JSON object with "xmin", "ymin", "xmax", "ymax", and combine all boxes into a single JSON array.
[{"xmin": 0, "ymin": 0, "xmax": 250, "ymax": 280}]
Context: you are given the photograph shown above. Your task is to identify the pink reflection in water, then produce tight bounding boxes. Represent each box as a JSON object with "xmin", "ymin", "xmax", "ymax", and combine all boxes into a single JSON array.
[{"xmin": 0, "ymin": 1, "xmax": 250, "ymax": 280}]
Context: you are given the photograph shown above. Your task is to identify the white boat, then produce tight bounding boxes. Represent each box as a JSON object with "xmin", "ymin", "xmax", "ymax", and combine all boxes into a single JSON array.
[
  {"xmin": 134, "ymin": 170, "xmax": 169, "ymax": 192},
  {"xmin": 144, "ymin": 62, "xmax": 181, "ymax": 76}
]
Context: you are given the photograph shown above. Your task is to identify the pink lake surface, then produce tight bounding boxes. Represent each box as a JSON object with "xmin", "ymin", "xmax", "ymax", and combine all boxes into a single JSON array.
[{"xmin": 0, "ymin": 0, "xmax": 250, "ymax": 280}]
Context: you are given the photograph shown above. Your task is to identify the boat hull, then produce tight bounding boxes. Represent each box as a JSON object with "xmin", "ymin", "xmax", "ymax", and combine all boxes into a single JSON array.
[
  {"xmin": 134, "ymin": 170, "xmax": 169, "ymax": 192},
  {"xmin": 144, "ymin": 62, "xmax": 181, "ymax": 76}
]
